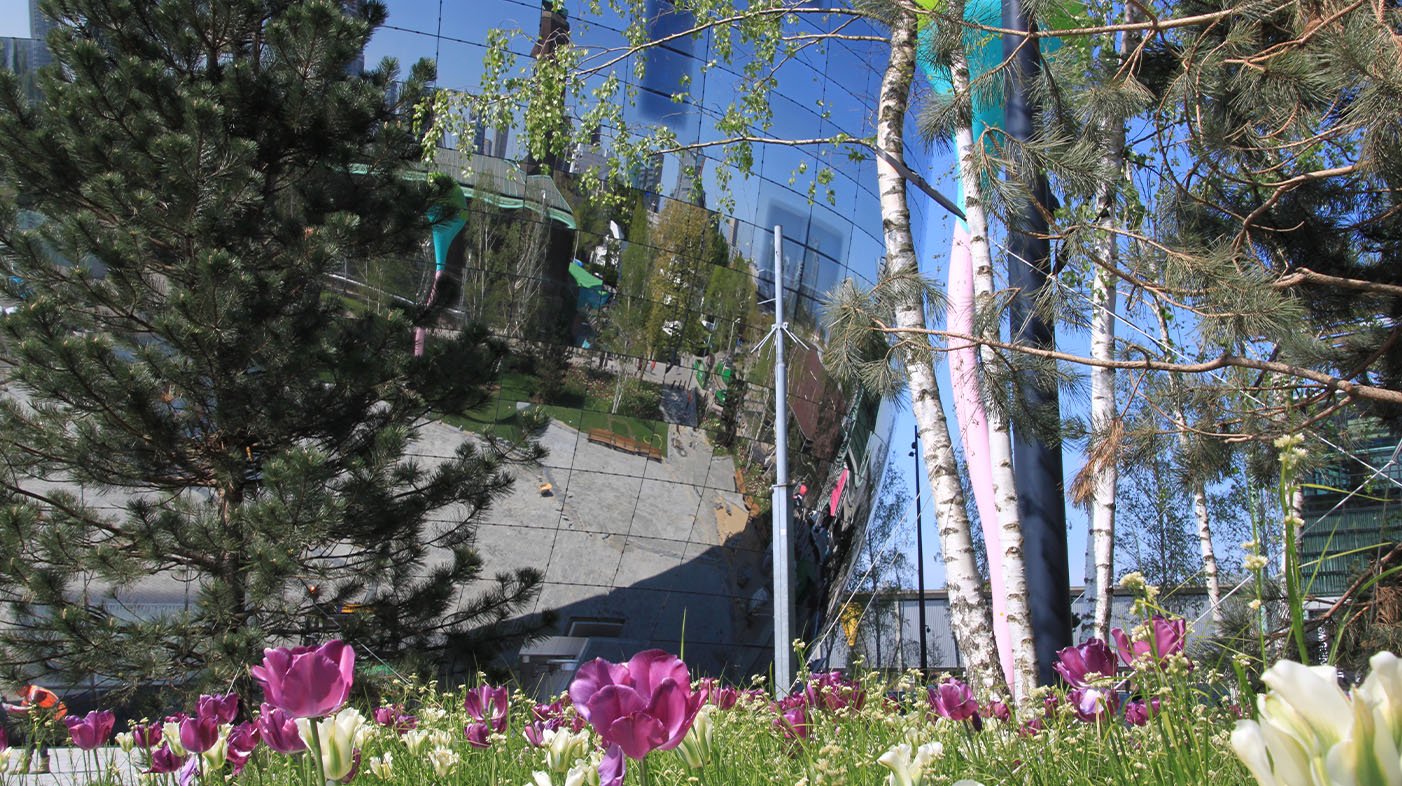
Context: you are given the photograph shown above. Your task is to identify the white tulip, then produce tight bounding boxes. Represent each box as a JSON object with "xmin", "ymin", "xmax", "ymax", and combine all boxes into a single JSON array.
[
  {"xmin": 877, "ymin": 741, "xmax": 943, "ymax": 786},
  {"xmin": 427, "ymin": 746, "xmax": 459, "ymax": 778},
  {"xmin": 677, "ymin": 704, "xmax": 716, "ymax": 770},
  {"xmin": 297, "ymin": 708, "xmax": 369, "ymax": 782}
]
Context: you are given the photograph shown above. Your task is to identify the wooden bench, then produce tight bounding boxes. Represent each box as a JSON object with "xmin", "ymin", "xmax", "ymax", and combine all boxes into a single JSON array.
[{"xmin": 586, "ymin": 428, "xmax": 663, "ymax": 461}]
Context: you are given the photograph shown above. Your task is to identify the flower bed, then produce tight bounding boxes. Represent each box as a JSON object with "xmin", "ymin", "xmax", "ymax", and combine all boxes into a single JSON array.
[{"xmin": 4, "ymin": 630, "xmax": 1391, "ymax": 786}]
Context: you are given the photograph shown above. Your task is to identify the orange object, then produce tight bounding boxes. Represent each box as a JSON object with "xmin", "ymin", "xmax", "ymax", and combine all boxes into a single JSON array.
[{"xmin": 19, "ymin": 685, "xmax": 67, "ymax": 720}]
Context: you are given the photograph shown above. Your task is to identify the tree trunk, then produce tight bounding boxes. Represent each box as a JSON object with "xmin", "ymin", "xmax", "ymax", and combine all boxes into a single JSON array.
[
  {"xmin": 1154, "ymin": 305, "xmax": 1223, "ymax": 624},
  {"xmin": 877, "ymin": 9, "xmax": 1002, "ymax": 697},
  {"xmin": 1193, "ymin": 482, "xmax": 1223, "ymax": 624},
  {"xmin": 1087, "ymin": 122, "xmax": 1124, "ymax": 644},
  {"xmin": 949, "ymin": 44, "xmax": 1036, "ymax": 701}
]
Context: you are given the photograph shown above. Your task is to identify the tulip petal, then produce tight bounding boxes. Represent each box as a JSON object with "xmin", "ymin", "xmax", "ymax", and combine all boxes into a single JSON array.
[
  {"xmin": 626, "ymin": 650, "xmax": 689, "ymax": 699},
  {"xmin": 1264, "ymin": 661, "xmax": 1353, "ymax": 746},
  {"xmin": 569, "ymin": 659, "xmax": 630, "ymax": 721},
  {"xmin": 1231, "ymin": 721, "xmax": 1280, "ymax": 786},
  {"xmin": 586, "ymin": 685, "xmax": 648, "ymax": 738},
  {"xmin": 598, "ymin": 744, "xmax": 625, "ymax": 786},
  {"xmin": 646, "ymin": 679, "xmax": 691, "ymax": 750},
  {"xmin": 605, "ymin": 712, "xmax": 667, "ymax": 760}
]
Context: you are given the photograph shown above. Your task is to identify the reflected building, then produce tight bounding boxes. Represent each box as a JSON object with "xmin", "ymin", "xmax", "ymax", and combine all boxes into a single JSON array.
[{"xmin": 365, "ymin": 0, "xmax": 907, "ymax": 691}]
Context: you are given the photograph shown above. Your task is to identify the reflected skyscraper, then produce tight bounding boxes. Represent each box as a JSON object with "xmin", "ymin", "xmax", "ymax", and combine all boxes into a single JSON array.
[{"xmin": 354, "ymin": 0, "xmax": 904, "ymax": 690}]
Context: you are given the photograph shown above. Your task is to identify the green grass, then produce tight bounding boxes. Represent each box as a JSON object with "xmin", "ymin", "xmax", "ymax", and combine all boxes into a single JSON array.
[{"xmin": 440, "ymin": 370, "xmax": 668, "ymax": 458}]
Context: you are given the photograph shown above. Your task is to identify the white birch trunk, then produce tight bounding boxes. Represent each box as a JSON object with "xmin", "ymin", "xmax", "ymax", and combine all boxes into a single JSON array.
[
  {"xmin": 1087, "ymin": 128, "xmax": 1123, "ymax": 644},
  {"xmin": 1154, "ymin": 307, "xmax": 1224, "ymax": 625},
  {"xmin": 1193, "ymin": 483, "xmax": 1223, "ymax": 624},
  {"xmin": 877, "ymin": 9, "xmax": 1002, "ymax": 696},
  {"xmin": 949, "ymin": 45, "xmax": 1038, "ymax": 702}
]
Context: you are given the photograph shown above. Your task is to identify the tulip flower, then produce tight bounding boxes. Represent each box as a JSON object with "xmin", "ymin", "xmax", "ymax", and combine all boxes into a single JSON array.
[
  {"xmin": 804, "ymin": 671, "xmax": 866, "ymax": 712},
  {"xmin": 147, "ymin": 744, "xmax": 187, "ymax": 774},
  {"xmin": 464, "ymin": 684, "xmax": 510, "ymax": 734},
  {"xmin": 252, "ymin": 640, "xmax": 356, "ymax": 718},
  {"xmin": 65, "ymin": 710, "xmax": 116, "ymax": 750},
  {"xmin": 1110, "ymin": 616, "xmax": 1187, "ymax": 667},
  {"xmin": 568, "ymin": 649, "xmax": 704, "ymax": 760},
  {"xmin": 371, "ymin": 705, "xmax": 416, "ymax": 734},
  {"xmin": 929, "ymin": 679, "xmax": 979, "ymax": 722},
  {"xmin": 712, "ymin": 686, "xmax": 740, "ymax": 710},
  {"xmin": 1069, "ymin": 687, "xmax": 1118, "ymax": 723},
  {"xmin": 775, "ymin": 702, "xmax": 810, "ymax": 740},
  {"xmin": 542, "ymin": 727, "xmax": 592, "ymax": 774},
  {"xmin": 199, "ymin": 731, "xmax": 229, "ymax": 775},
  {"xmin": 1124, "ymin": 698, "xmax": 1161, "ymax": 727},
  {"xmin": 401, "ymin": 729, "xmax": 444, "ymax": 756},
  {"xmin": 226, "ymin": 722, "xmax": 261, "ymax": 775},
  {"xmin": 984, "ymin": 700, "xmax": 1011, "ymax": 723},
  {"xmin": 598, "ymin": 744, "xmax": 625, "ymax": 786},
  {"xmin": 1231, "ymin": 657, "xmax": 1388, "ymax": 786},
  {"xmin": 367, "ymin": 751, "xmax": 393, "ymax": 780},
  {"xmin": 197, "ymin": 693, "xmax": 239, "ymax": 725},
  {"xmin": 427, "ymin": 746, "xmax": 459, "ymax": 778},
  {"xmin": 133, "ymin": 722, "xmax": 163, "ymax": 749},
  {"xmin": 258, "ymin": 703, "xmax": 308, "ymax": 754},
  {"xmin": 877, "ymin": 741, "xmax": 943, "ymax": 786},
  {"xmin": 676, "ymin": 704, "xmax": 715, "ymax": 770},
  {"xmin": 0, "ymin": 725, "xmax": 7, "ymax": 750},
  {"xmin": 464, "ymin": 722, "xmax": 491, "ymax": 749},
  {"xmin": 297, "ymin": 707, "xmax": 368, "ymax": 783},
  {"xmin": 179, "ymin": 715, "xmax": 221, "ymax": 754},
  {"xmin": 162, "ymin": 720, "xmax": 189, "ymax": 756},
  {"xmin": 1054, "ymin": 638, "xmax": 1117, "ymax": 687},
  {"xmin": 115, "ymin": 732, "xmax": 135, "ymax": 753}
]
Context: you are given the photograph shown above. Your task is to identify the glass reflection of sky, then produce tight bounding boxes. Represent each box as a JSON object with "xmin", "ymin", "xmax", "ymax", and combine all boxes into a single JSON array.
[{"xmin": 367, "ymin": 0, "xmax": 893, "ymax": 298}]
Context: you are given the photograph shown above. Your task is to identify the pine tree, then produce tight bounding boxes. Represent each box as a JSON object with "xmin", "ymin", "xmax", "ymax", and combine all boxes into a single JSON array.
[{"xmin": 0, "ymin": 0, "xmax": 545, "ymax": 697}]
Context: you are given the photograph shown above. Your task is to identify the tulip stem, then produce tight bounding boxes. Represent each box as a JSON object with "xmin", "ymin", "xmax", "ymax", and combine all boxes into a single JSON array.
[
  {"xmin": 307, "ymin": 720, "xmax": 326, "ymax": 786},
  {"xmin": 637, "ymin": 756, "xmax": 652, "ymax": 786}
]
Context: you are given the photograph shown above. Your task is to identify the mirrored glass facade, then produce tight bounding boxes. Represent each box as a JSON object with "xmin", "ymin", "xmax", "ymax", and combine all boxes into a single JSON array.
[{"xmin": 365, "ymin": 0, "xmax": 903, "ymax": 691}]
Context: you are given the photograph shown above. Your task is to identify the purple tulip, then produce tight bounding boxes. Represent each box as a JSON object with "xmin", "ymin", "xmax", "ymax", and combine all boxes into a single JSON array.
[
  {"xmin": 177, "ymin": 754, "xmax": 200, "ymax": 786},
  {"xmin": 928, "ymin": 679, "xmax": 979, "ymax": 722},
  {"xmin": 523, "ymin": 721, "xmax": 548, "ymax": 747},
  {"xmin": 197, "ymin": 693, "xmax": 239, "ymax": 725},
  {"xmin": 985, "ymin": 699, "xmax": 1012, "ymax": 722},
  {"xmin": 712, "ymin": 686, "xmax": 740, "ymax": 710},
  {"xmin": 464, "ymin": 722, "xmax": 491, "ymax": 748},
  {"xmin": 133, "ymin": 722, "xmax": 163, "ymax": 749},
  {"xmin": 803, "ymin": 671, "xmax": 866, "ymax": 712},
  {"xmin": 774, "ymin": 703, "xmax": 810, "ymax": 740},
  {"xmin": 0, "ymin": 725, "xmax": 7, "ymax": 751},
  {"xmin": 372, "ymin": 705, "xmax": 416, "ymax": 734},
  {"xmin": 1054, "ymin": 638, "xmax": 1117, "ymax": 687},
  {"xmin": 226, "ymin": 722, "xmax": 261, "ymax": 775},
  {"xmin": 65, "ymin": 710, "xmax": 116, "ymax": 750},
  {"xmin": 568, "ymin": 649, "xmax": 704, "ymax": 760},
  {"xmin": 1069, "ymin": 687, "xmax": 1118, "ymax": 723},
  {"xmin": 463, "ymin": 685, "xmax": 509, "ymax": 734},
  {"xmin": 179, "ymin": 715, "xmax": 221, "ymax": 754},
  {"xmin": 1110, "ymin": 616, "xmax": 1187, "ymax": 667},
  {"xmin": 147, "ymin": 744, "xmax": 187, "ymax": 774},
  {"xmin": 251, "ymin": 639, "xmax": 355, "ymax": 718},
  {"xmin": 1124, "ymin": 698, "xmax": 1161, "ymax": 726},
  {"xmin": 599, "ymin": 743, "xmax": 626, "ymax": 786},
  {"xmin": 256, "ymin": 703, "xmax": 307, "ymax": 754}
]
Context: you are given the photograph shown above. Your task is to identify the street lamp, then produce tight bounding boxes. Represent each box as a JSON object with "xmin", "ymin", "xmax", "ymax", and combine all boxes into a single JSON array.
[{"xmin": 909, "ymin": 427, "xmax": 928, "ymax": 677}]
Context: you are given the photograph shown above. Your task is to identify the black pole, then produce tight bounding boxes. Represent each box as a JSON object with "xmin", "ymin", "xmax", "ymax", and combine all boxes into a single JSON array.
[
  {"xmin": 912, "ymin": 430, "xmax": 928, "ymax": 676},
  {"xmin": 1002, "ymin": 0, "xmax": 1071, "ymax": 686}
]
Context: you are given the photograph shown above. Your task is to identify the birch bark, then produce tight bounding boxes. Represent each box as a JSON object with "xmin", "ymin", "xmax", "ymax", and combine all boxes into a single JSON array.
[
  {"xmin": 877, "ymin": 8, "xmax": 1002, "ymax": 696},
  {"xmin": 1087, "ymin": 122, "xmax": 1123, "ymax": 643},
  {"xmin": 948, "ymin": 42, "xmax": 1038, "ymax": 702}
]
